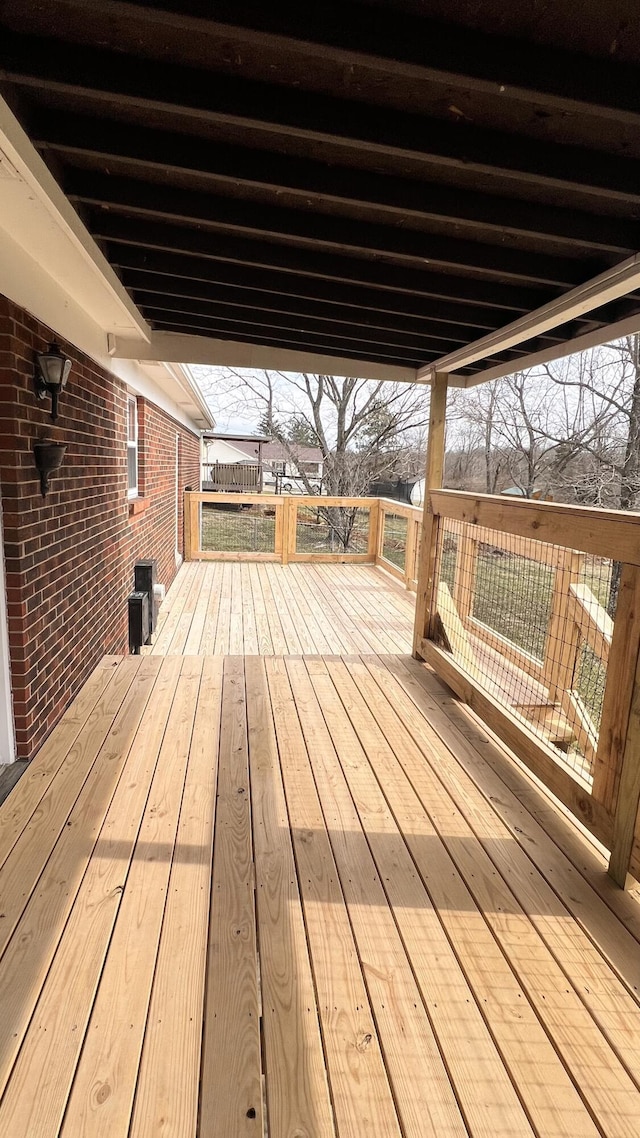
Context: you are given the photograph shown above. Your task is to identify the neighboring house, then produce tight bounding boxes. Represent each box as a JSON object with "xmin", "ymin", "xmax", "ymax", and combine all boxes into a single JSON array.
[
  {"xmin": 233, "ymin": 441, "xmax": 324, "ymax": 488},
  {"xmin": 201, "ymin": 432, "xmax": 270, "ymax": 491},
  {"xmin": 501, "ymin": 485, "xmax": 554, "ymax": 501}
]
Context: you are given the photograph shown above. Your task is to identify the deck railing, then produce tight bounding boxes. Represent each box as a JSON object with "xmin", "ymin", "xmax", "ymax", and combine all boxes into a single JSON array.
[
  {"xmin": 185, "ymin": 491, "xmax": 424, "ymax": 584},
  {"xmin": 416, "ymin": 490, "xmax": 640, "ymax": 886},
  {"xmin": 201, "ymin": 461, "xmax": 262, "ymax": 492}
]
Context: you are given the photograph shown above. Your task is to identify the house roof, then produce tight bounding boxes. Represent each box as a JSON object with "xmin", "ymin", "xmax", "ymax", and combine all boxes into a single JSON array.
[
  {"xmin": 233, "ymin": 440, "xmax": 324, "ymax": 464},
  {"xmin": 2, "ymin": 3, "xmax": 640, "ymax": 387},
  {"xmin": 203, "ymin": 432, "xmax": 271, "ymax": 444}
]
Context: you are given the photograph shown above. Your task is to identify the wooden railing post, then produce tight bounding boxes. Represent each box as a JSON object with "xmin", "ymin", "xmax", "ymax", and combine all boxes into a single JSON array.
[
  {"xmin": 404, "ymin": 512, "xmax": 417, "ymax": 589},
  {"xmin": 413, "ymin": 373, "xmax": 448, "ymax": 657},
  {"xmin": 367, "ymin": 498, "xmax": 382, "ymax": 562},
  {"xmin": 281, "ymin": 497, "xmax": 298, "ymax": 565},
  {"xmin": 452, "ymin": 523, "xmax": 477, "ymax": 622},
  {"xmin": 184, "ymin": 490, "xmax": 199, "ymax": 560},
  {"xmin": 542, "ymin": 549, "xmax": 584, "ymax": 701}
]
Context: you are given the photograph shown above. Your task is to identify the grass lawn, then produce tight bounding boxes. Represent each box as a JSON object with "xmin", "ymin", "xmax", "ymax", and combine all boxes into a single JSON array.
[
  {"xmin": 201, "ymin": 505, "xmax": 276, "ymax": 553},
  {"xmin": 381, "ymin": 514, "xmax": 408, "ymax": 570}
]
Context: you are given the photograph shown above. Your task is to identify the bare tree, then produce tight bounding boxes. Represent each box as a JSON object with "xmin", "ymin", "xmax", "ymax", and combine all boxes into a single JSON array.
[{"xmin": 194, "ymin": 367, "xmax": 430, "ymax": 548}]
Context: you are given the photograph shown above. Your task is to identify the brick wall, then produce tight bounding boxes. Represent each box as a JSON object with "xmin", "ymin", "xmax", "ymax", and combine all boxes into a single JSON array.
[{"xmin": 0, "ymin": 295, "xmax": 201, "ymax": 759}]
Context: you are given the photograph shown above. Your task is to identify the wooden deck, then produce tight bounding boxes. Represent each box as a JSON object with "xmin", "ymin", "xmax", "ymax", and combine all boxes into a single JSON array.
[
  {"xmin": 2, "ymin": 651, "xmax": 640, "ymax": 1136},
  {"xmin": 149, "ymin": 561, "xmax": 415, "ymax": 654}
]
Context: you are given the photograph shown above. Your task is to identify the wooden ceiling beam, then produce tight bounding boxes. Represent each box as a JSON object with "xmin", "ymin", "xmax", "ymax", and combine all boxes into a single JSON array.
[
  {"xmin": 110, "ymin": 249, "xmax": 520, "ymax": 326},
  {"xmin": 98, "ymin": 218, "xmax": 553, "ymax": 312},
  {"xmin": 124, "ymin": 275, "xmax": 483, "ymax": 342},
  {"xmin": 10, "ymin": 0, "xmax": 640, "ymax": 126},
  {"xmin": 33, "ymin": 112, "xmax": 638, "ymax": 256},
  {"xmin": 133, "ymin": 292, "xmax": 467, "ymax": 354},
  {"xmin": 4, "ymin": 30, "xmax": 640, "ymax": 205},
  {"xmin": 68, "ymin": 171, "xmax": 592, "ymax": 288},
  {"xmin": 148, "ymin": 317, "xmax": 428, "ymax": 368}
]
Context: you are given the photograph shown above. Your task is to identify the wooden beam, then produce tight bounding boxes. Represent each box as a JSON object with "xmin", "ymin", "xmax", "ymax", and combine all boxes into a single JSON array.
[
  {"xmin": 608, "ymin": 643, "xmax": 640, "ymax": 888},
  {"xmin": 7, "ymin": 29, "xmax": 640, "ymax": 205},
  {"xmin": 69, "ymin": 171, "xmax": 585, "ymax": 288},
  {"xmin": 126, "ymin": 283, "xmax": 473, "ymax": 341},
  {"xmin": 452, "ymin": 309, "xmax": 640, "ymax": 388},
  {"xmin": 420, "ymin": 252, "xmax": 640, "ymax": 380},
  {"xmin": 429, "ymin": 490, "xmax": 640, "ymax": 566},
  {"xmin": 36, "ymin": 111, "xmax": 639, "ymax": 256},
  {"xmin": 12, "ymin": 0, "xmax": 640, "ymax": 128},
  {"xmin": 99, "ymin": 216, "xmax": 552, "ymax": 313},
  {"xmin": 111, "ymin": 248, "xmax": 528, "ymax": 322},
  {"xmin": 593, "ymin": 564, "xmax": 640, "ymax": 817},
  {"xmin": 135, "ymin": 294, "xmax": 460, "ymax": 355},
  {"xmin": 148, "ymin": 316, "xmax": 426, "ymax": 367},
  {"xmin": 412, "ymin": 372, "xmax": 448, "ymax": 656}
]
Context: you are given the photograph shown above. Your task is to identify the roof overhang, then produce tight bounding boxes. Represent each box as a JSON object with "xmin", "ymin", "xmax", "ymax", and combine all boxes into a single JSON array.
[
  {"xmin": 1, "ymin": 2, "xmax": 640, "ymax": 389},
  {"xmin": 0, "ymin": 95, "xmax": 214, "ymax": 429}
]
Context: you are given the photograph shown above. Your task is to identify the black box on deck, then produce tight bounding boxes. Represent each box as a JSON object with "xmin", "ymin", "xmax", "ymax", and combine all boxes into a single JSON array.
[
  {"xmin": 134, "ymin": 559, "xmax": 159, "ymax": 635},
  {"xmin": 128, "ymin": 591, "xmax": 150, "ymax": 655}
]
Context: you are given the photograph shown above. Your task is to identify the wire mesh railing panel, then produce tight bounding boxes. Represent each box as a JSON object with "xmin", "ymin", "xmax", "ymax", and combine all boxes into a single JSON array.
[
  {"xmin": 295, "ymin": 504, "xmax": 370, "ymax": 555},
  {"xmin": 381, "ymin": 512, "xmax": 408, "ymax": 570},
  {"xmin": 200, "ymin": 503, "xmax": 276, "ymax": 553},
  {"xmin": 439, "ymin": 519, "xmax": 460, "ymax": 592},
  {"xmin": 433, "ymin": 518, "xmax": 617, "ymax": 784},
  {"xmin": 471, "ymin": 540, "xmax": 554, "ymax": 661}
]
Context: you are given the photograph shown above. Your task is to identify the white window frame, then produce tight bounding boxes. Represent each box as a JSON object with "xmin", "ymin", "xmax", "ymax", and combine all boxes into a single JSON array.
[{"xmin": 127, "ymin": 394, "xmax": 139, "ymax": 499}]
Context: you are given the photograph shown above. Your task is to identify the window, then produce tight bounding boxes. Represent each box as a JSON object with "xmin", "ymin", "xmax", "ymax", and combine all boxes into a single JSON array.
[{"xmin": 127, "ymin": 395, "xmax": 139, "ymax": 498}]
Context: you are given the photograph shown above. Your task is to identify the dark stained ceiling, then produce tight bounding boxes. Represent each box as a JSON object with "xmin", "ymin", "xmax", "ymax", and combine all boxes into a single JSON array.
[{"xmin": 1, "ymin": 0, "xmax": 640, "ymax": 379}]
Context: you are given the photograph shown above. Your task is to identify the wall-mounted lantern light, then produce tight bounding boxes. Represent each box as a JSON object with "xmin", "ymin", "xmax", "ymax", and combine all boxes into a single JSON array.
[
  {"xmin": 34, "ymin": 341, "xmax": 72, "ymax": 422},
  {"xmin": 33, "ymin": 440, "xmax": 67, "ymax": 498}
]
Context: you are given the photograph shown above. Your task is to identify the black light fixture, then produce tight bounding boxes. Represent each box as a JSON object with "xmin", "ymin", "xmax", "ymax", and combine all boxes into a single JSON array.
[
  {"xmin": 34, "ymin": 341, "xmax": 72, "ymax": 422},
  {"xmin": 33, "ymin": 440, "xmax": 67, "ymax": 498}
]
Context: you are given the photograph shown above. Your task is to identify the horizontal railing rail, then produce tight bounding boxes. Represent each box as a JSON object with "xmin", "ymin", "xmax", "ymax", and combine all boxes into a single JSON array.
[{"xmin": 416, "ymin": 489, "xmax": 640, "ymax": 887}]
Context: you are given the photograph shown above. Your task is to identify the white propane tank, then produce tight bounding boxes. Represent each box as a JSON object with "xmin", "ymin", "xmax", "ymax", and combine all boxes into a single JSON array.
[{"xmin": 410, "ymin": 478, "xmax": 425, "ymax": 507}]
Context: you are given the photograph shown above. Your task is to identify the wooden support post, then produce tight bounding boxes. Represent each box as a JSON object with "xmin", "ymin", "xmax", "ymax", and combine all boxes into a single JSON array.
[
  {"xmin": 190, "ymin": 494, "xmax": 200, "ymax": 559},
  {"xmin": 281, "ymin": 498, "xmax": 298, "ymax": 565},
  {"xmin": 412, "ymin": 373, "xmax": 448, "ymax": 658},
  {"xmin": 608, "ymin": 642, "xmax": 640, "ymax": 887},
  {"xmin": 595, "ymin": 563, "xmax": 640, "ymax": 820},
  {"xmin": 184, "ymin": 491, "xmax": 192, "ymax": 561},
  {"xmin": 281, "ymin": 499, "xmax": 291, "ymax": 565},
  {"xmin": 367, "ymin": 498, "xmax": 382, "ymax": 562},
  {"xmin": 184, "ymin": 491, "xmax": 200, "ymax": 561},
  {"xmin": 404, "ymin": 514, "xmax": 417, "ymax": 589}
]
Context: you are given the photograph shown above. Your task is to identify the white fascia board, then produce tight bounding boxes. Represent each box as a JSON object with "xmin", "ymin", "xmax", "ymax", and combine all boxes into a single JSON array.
[
  {"xmin": 0, "ymin": 99, "xmax": 149, "ymax": 339},
  {"xmin": 112, "ymin": 330, "xmax": 420, "ymax": 385},
  {"xmin": 134, "ymin": 361, "xmax": 214, "ymax": 430},
  {"xmin": 417, "ymin": 252, "xmax": 640, "ymax": 382},
  {"xmin": 456, "ymin": 310, "xmax": 640, "ymax": 388},
  {"xmin": 0, "ymin": 226, "xmax": 208, "ymax": 433}
]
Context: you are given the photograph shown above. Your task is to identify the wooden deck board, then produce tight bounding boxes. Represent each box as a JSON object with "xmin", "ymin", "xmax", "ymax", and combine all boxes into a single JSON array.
[
  {"xmin": 1, "ymin": 641, "xmax": 640, "ymax": 1136},
  {"xmin": 147, "ymin": 562, "xmax": 414, "ymax": 656}
]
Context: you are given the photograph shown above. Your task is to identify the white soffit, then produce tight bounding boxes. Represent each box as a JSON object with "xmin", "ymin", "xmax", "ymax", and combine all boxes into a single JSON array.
[{"xmin": 0, "ymin": 96, "xmax": 148, "ymax": 340}]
